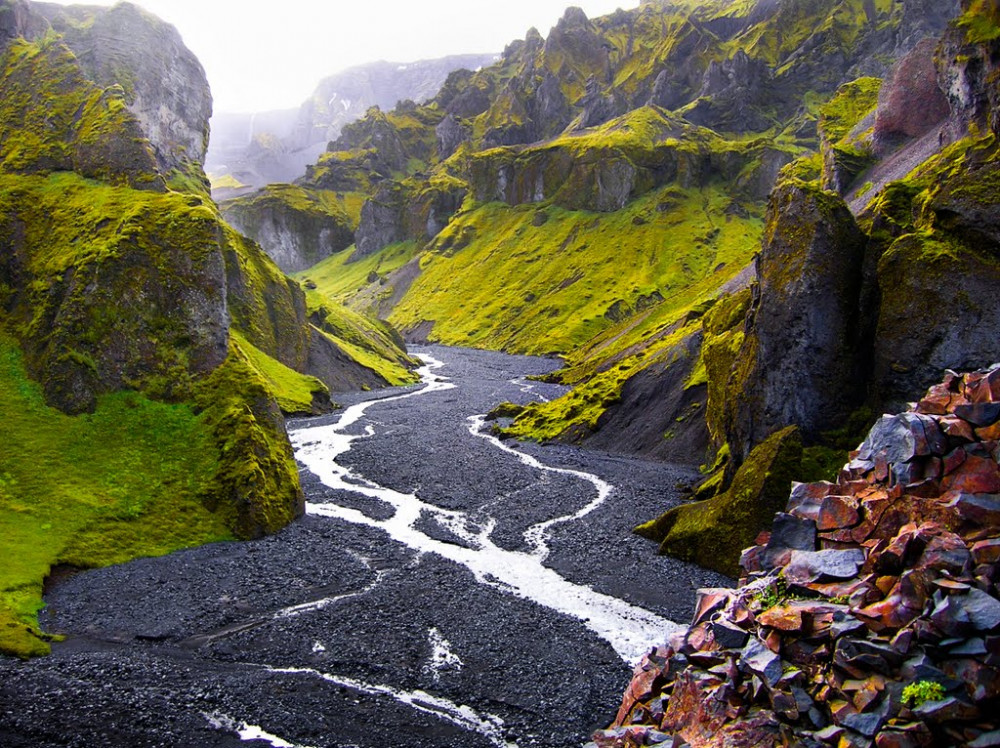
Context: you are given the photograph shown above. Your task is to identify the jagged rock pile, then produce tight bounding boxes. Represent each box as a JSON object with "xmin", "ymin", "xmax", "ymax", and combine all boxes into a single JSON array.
[{"xmin": 594, "ymin": 366, "xmax": 1000, "ymax": 748}]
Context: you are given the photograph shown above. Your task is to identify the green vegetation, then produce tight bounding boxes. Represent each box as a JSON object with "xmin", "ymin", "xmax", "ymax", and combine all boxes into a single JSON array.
[
  {"xmin": 230, "ymin": 330, "xmax": 330, "ymax": 414},
  {"xmin": 306, "ymin": 291, "xmax": 420, "ymax": 387},
  {"xmin": 902, "ymin": 680, "xmax": 947, "ymax": 708},
  {"xmin": 0, "ymin": 36, "xmax": 161, "ymax": 189},
  {"xmin": 635, "ymin": 426, "xmax": 804, "ymax": 577},
  {"xmin": 819, "ymin": 77, "xmax": 881, "ymax": 143},
  {"xmin": 390, "ymin": 185, "xmax": 762, "ymax": 355},
  {"xmin": 959, "ymin": 0, "xmax": 1000, "ymax": 43},
  {"xmin": 0, "ymin": 333, "xmax": 229, "ymax": 657},
  {"xmin": 752, "ymin": 577, "xmax": 790, "ymax": 612},
  {"xmin": 209, "ymin": 173, "xmax": 247, "ymax": 191},
  {"xmin": 191, "ymin": 343, "xmax": 304, "ymax": 541}
]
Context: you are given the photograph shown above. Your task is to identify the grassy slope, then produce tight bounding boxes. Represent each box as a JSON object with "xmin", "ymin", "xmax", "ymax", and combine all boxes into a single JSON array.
[
  {"xmin": 306, "ymin": 291, "xmax": 420, "ymax": 387},
  {"xmin": 0, "ymin": 334, "xmax": 230, "ymax": 657},
  {"xmin": 346, "ymin": 185, "xmax": 762, "ymax": 356}
]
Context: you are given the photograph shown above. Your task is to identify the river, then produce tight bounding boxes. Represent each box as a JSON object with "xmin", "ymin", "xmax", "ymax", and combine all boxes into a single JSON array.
[{"xmin": 0, "ymin": 346, "xmax": 731, "ymax": 748}]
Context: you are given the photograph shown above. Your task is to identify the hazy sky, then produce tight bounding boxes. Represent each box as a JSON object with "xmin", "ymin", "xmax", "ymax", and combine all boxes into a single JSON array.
[{"xmin": 48, "ymin": 0, "xmax": 636, "ymax": 113}]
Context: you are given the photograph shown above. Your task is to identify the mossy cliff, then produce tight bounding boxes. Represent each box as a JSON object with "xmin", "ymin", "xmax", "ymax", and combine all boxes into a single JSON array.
[
  {"xmin": 638, "ymin": 0, "xmax": 1000, "ymax": 576},
  {"xmin": 221, "ymin": 184, "xmax": 356, "ymax": 274},
  {"xmin": 281, "ymin": 0, "xmax": 959, "ymax": 472},
  {"xmin": 0, "ymin": 2, "xmax": 414, "ymax": 658}
]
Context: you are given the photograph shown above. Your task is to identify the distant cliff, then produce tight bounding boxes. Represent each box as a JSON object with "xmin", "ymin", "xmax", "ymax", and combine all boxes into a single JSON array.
[{"xmin": 205, "ymin": 53, "xmax": 498, "ymax": 192}]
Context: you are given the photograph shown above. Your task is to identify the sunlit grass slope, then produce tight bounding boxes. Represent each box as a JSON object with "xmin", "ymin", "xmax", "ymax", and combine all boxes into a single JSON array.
[{"xmin": 0, "ymin": 333, "xmax": 230, "ymax": 658}]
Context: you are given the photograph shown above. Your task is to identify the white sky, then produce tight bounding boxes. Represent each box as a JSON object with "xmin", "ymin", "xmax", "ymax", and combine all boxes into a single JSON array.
[{"xmin": 47, "ymin": 1, "xmax": 637, "ymax": 113}]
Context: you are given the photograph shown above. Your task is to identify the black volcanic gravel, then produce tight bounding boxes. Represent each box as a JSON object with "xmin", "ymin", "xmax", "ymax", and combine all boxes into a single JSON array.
[{"xmin": 0, "ymin": 346, "xmax": 731, "ymax": 748}]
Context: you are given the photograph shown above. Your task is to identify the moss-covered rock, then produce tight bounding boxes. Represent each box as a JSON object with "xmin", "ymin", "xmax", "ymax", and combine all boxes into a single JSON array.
[
  {"xmin": 0, "ymin": 36, "xmax": 162, "ymax": 190},
  {"xmin": 221, "ymin": 184, "xmax": 355, "ymax": 274},
  {"xmin": 723, "ymin": 182, "xmax": 867, "ymax": 462},
  {"xmin": 873, "ymin": 230, "xmax": 1000, "ymax": 405},
  {"xmin": 35, "ymin": 1, "xmax": 213, "ymax": 182},
  {"xmin": 635, "ymin": 425, "xmax": 803, "ymax": 578},
  {"xmin": 0, "ymin": 172, "xmax": 228, "ymax": 413},
  {"xmin": 193, "ymin": 344, "xmax": 304, "ymax": 539}
]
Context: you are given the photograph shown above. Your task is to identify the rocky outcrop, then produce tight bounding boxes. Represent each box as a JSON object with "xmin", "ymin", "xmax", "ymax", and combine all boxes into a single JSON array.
[
  {"xmin": 721, "ymin": 183, "xmax": 868, "ymax": 462},
  {"xmin": 638, "ymin": 426, "xmax": 805, "ymax": 577},
  {"xmin": 37, "ymin": 1, "xmax": 212, "ymax": 179},
  {"xmin": 435, "ymin": 114, "xmax": 471, "ymax": 159},
  {"xmin": 221, "ymin": 185, "xmax": 355, "ymax": 274},
  {"xmin": 0, "ymin": 3, "xmax": 417, "ymax": 543},
  {"xmin": 353, "ymin": 178, "xmax": 466, "ymax": 259},
  {"xmin": 597, "ymin": 365, "xmax": 1000, "ymax": 748},
  {"xmin": 685, "ymin": 51, "xmax": 774, "ymax": 133}
]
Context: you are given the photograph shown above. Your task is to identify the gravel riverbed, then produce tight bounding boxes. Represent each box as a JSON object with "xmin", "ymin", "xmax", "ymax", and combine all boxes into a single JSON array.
[{"xmin": 0, "ymin": 346, "xmax": 731, "ymax": 748}]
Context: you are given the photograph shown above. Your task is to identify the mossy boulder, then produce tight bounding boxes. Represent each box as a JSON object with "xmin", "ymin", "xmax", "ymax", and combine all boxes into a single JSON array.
[
  {"xmin": 873, "ymin": 230, "xmax": 1000, "ymax": 406},
  {"xmin": 723, "ymin": 182, "xmax": 867, "ymax": 461},
  {"xmin": 635, "ymin": 425, "xmax": 803, "ymax": 578}
]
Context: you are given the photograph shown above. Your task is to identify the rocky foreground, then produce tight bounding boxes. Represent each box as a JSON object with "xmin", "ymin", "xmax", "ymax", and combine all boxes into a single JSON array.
[{"xmin": 595, "ymin": 366, "xmax": 1000, "ymax": 747}]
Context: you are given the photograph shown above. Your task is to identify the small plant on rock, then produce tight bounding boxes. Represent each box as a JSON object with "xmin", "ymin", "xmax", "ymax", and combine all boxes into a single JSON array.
[
  {"xmin": 902, "ymin": 680, "xmax": 946, "ymax": 708},
  {"xmin": 753, "ymin": 578, "xmax": 788, "ymax": 611}
]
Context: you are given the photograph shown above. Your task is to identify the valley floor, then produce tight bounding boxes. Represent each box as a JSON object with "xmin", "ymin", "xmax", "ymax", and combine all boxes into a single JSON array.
[{"xmin": 0, "ymin": 346, "xmax": 730, "ymax": 748}]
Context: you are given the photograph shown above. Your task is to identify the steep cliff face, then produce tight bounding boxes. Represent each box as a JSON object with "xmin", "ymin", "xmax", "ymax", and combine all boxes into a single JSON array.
[
  {"xmin": 220, "ymin": 184, "xmax": 355, "ymax": 274},
  {"xmin": 0, "ymin": 0, "xmax": 416, "ymax": 658},
  {"xmin": 35, "ymin": 1, "xmax": 212, "ymax": 185}
]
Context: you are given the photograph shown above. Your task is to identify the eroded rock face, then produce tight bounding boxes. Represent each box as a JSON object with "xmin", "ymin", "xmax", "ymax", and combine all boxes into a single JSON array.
[
  {"xmin": 725, "ymin": 182, "xmax": 868, "ymax": 460},
  {"xmin": 599, "ymin": 365, "xmax": 1000, "ymax": 748},
  {"xmin": 38, "ymin": 2, "xmax": 213, "ymax": 175},
  {"xmin": 353, "ymin": 179, "xmax": 466, "ymax": 259}
]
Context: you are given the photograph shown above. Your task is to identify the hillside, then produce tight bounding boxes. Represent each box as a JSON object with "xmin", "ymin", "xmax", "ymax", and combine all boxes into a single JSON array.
[
  {"xmin": 226, "ymin": 0, "xmax": 966, "ymax": 467},
  {"xmin": 205, "ymin": 53, "xmax": 499, "ymax": 194},
  {"xmin": 0, "ymin": 0, "xmax": 416, "ymax": 658}
]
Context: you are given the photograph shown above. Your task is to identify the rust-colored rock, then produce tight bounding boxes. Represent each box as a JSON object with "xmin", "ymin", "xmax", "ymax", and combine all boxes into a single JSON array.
[{"xmin": 599, "ymin": 366, "xmax": 1000, "ymax": 748}]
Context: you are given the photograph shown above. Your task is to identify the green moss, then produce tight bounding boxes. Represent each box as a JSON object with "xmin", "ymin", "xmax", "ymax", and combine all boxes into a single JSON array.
[
  {"xmin": 819, "ymin": 77, "xmax": 882, "ymax": 144},
  {"xmin": 902, "ymin": 680, "xmax": 947, "ymax": 708},
  {"xmin": 0, "ymin": 333, "xmax": 229, "ymax": 657},
  {"xmin": 209, "ymin": 173, "xmax": 248, "ymax": 191},
  {"xmin": 637, "ymin": 425, "xmax": 803, "ymax": 578},
  {"xmin": 0, "ymin": 37, "xmax": 161, "ymax": 189},
  {"xmin": 305, "ymin": 291, "xmax": 419, "ymax": 387},
  {"xmin": 701, "ymin": 289, "xmax": 753, "ymax": 445},
  {"xmin": 192, "ymin": 343, "xmax": 304, "ymax": 541},
  {"xmin": 387, "ymin": 185, "xmax": 762, "ymax": 357},
  {"xmin": 230, "ymin": 330, "xmax": 331, "ymax": 415},
  {"xmin": 959, "ymin": 0, "xmax": 1000, "ymax": 43},
  {"xmin": 298, "ymin": 241, "xmax": 421, "ymax": 309}
]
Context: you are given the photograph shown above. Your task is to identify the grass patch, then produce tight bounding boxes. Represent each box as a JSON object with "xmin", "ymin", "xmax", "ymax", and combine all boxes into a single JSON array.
[
  {"xmin": 0, "ymin": 333, "xmax": 230, "ymax": 657},
  {"xmin": 230, "ymin": 330, "xmax": 331, "ymax": 414}
]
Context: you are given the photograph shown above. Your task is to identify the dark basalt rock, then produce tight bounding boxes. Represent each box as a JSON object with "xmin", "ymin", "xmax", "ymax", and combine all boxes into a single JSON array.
[
  {"xmin": 724, "ymin": 182, "xmax": 868, "ymax": 460},
  {"xmin": 599, "ymin": 364, "xmax": 1000, "ymax": 748},
  {"xmin": 435, "ymin": 113, "xmax": 471, "ymax": 159}
]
